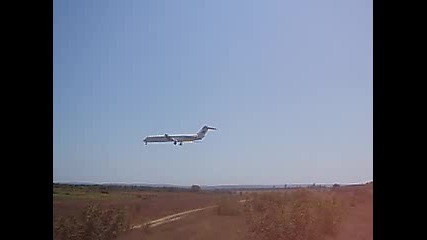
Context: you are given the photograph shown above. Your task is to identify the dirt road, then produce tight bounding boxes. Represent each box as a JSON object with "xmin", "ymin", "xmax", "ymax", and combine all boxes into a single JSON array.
[
  {"xmin": 130, "ymin": 199, "xmax": 248, "ymax": 230},
  {"xmin": 131, "ymin": 205, "xmax": 217, "ymax": 229}
]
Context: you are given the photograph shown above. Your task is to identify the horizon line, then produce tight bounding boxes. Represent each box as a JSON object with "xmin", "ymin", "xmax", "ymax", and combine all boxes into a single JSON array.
[{"xmin": 53, "ymin": 180, "xmax": 373, "ymax": 186}]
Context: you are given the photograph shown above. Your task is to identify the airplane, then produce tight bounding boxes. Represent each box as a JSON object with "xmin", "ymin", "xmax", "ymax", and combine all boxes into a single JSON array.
[{"xmin": 143, "ymin": 125, "xmax": 217, "ymax": 146}]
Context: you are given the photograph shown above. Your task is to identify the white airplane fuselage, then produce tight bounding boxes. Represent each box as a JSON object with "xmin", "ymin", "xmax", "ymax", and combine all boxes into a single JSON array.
[
  {"xmin": 144, "ymin": 134, "xmax": 199, "ymax": 142},
  {"xmin": 143, "ymin": 126, "xmax": 216, "ymax": 146}
]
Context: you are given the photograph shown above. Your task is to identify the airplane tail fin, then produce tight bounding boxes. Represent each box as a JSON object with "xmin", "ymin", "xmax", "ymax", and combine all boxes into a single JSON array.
[{"xmin": 196, "ymin": 125, "xmax": 216, "ymax": 140}]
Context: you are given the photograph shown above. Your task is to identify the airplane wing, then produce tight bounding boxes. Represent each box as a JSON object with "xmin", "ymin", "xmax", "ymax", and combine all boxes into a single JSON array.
[
  {"xmin": 164, "ymin": 134, "xmax": 177, "ymax": 142},
  {"xmin": 144, "ymin": 134, "xmax": 177, "ymax": 143}
]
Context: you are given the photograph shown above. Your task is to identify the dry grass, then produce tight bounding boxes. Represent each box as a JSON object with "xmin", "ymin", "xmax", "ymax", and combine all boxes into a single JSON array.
[
  {"xmin": 192, "ymin": 221, "xmax": 215, "ymax": 240},
  {"xmin": 217, "ymin": 196, "xmax": 241, "ymax": 216},
  {"xmin": 53, "ymin": 203, "xmax": 129, "ymax": 240},
  {"xmin": 348, "ymin": 187, "xmax": 372, "ymax": 207},
  {"xmin": 53, "ymin": 191, "xmax": 227, "ymax": 226},
  {"xmin": 243, "ymin": 189, "xmax": 344, "ymax": 240}
]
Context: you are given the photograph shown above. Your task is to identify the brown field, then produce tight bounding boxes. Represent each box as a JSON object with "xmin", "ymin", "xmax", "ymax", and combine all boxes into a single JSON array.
[
  {"xmin": 53, "ymin": 189, "xmax": 236, "ymax": 226},
  {"xmin": 53, "ymin": 184, "xmax": 372, "ymax": 240}
]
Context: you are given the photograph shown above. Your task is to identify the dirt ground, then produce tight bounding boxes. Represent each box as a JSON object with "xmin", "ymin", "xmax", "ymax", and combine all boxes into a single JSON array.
[
  {"xmin": 330, "ymin": 185, "xmax": 373, "ymax": 240},
  {"xmin": 53, "ymin": 191, "xmax": 235, "ymax": 226},
  {"xmin": 118, "ymin": 185, "xmax": 373, "ymax": 240},
  {"xmin": 119, "ymin": 207, "xmax": 247, "ymax": 240},
  {"xmin": 54, "ymin": 185, "xmax": 372, "ymax": 240}
]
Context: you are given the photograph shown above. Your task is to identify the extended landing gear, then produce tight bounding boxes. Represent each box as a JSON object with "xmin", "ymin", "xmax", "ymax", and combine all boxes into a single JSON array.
[
  {"xmin": 174, "ymin": 141, "xmax": 177, "ymax": 145},
  {"xmin": 179, "ymin": 142, "xmax": 183, "ymax": 146},
  {"xmin": 174, "ymin": 141, "xmax": 183, "ymax": 146}
]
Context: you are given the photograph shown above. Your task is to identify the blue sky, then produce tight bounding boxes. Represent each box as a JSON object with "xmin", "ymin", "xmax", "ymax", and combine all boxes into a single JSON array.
[{"xmin": 53, "ymin": 0, "xmax": 372, "ymax": 185}]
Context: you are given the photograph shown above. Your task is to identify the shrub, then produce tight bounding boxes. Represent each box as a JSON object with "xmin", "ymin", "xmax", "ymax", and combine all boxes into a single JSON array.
[
  {"xmin": 244, "ymin": 189, "xmax": 343, "ymax": 240},
  {"xmin": 53, "ymin": 203, "xmax": 129, "ymax": 240},
  {"xmin": 191, "ymin": 185, "xmax": 201, "ymax": 192}
]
